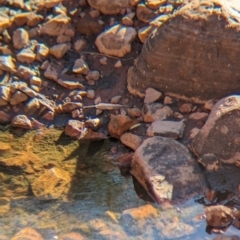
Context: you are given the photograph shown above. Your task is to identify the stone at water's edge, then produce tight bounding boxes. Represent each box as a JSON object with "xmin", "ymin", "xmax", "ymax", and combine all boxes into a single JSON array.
[
  {"xmin": 131, "ymin": 136, "xmax": 207, "ymax": 204},
  {"xmin": 192, "ymin": 95, "xmax": 240, "ymax": 192},
  {"xmin": 127, "ymin": 0, "xmax": 240, "ymax": 103}
]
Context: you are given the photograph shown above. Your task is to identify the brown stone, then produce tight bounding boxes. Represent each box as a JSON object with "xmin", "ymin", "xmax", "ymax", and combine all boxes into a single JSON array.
[
  {"xmin": 0, "ymin": 111, "xmax": 10, "ymax": 123},
  {"xmin": 205, "ymin": 205, "xmax": 234, "ymax": 228},
  {"xmin": 17, "ymin": 48, "xmax": 36, "ymax": 64},
  {"xmin": 0, "ymin": 55, "xmax": 16, "ymax": 73},
  {"xmin": 10, "ymin": 91, "xmax": 28, "ymax": 105},
  {"xmin": 50, "ymin": 43, "xmax": 68, "ymax": 59},
  {"xmin": 108, "ymin": 114, "xmax": 138, "ymax": 138},
  {"xmin": 31, "ymin": 168, "xmax": 71, "ymax": 200},
  {"xmin": 65, "ymin": 120, "xmax": 86, "ymax": 139},
  {"xmin": 77, "ymin": 14, "xmax": 104, "ymax": 35},
  {"xmin": 11, "ymin": 115, "xmax": 32, "ymax": 129},
  {"xmin": 59, "ymin": 232, "xmax": 84, "ymax": 240},
  {"xmin": 11, "ymin": 227, "xmax": 44, "ymax": 240},
  {"xmin": 179, "ymin": 103, "xmax": 193, "ymax": 113},
  {"xmin": 136, "ymin": 3, "xmax": 157, "ymax": 23},
  {"xmin": 127, "ymin": 0, "xmax": 240, "ymax": 102},
  {"xmin": 72, "ymin": 59, "xmax": 89, "ymax": 75},
  {"xmin": 131, "ymin": 136, "xmax": 207, "ymax": 203},
  {"xmin": 12, "ymin": 28, "xmax": 29, "ymax": 50},
  {"xmin": 17, "ymin": 65, "xmax": 36, "ymax": 80},
  {"xmin": 144, "ymin": 87, "xmax": 162, "ymax": 103},
  {"xmin": 120, "ymin": 132, "xmax": 143, "ymax": 150}
]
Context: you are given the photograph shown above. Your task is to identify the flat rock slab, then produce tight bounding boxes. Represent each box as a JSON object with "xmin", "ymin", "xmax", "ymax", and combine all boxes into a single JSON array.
[
  {"xmin": 192, "ymin": 95, "xmax": 240, "ymax": 191},
  {"xmin": 127, "ymin": 0, "xmax": 240, "ymax": 102},
  {"xmin": 131, "ymin": 136, "xmax": 207, "ymax": 204}
]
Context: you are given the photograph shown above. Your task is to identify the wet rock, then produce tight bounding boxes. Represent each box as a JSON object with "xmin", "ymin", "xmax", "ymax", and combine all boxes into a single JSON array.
[
  {"xmin": 72, "ymin": 59, "xmax": 89, "ymax": 74},
  {"xmin": 120, "ymin": 132, "xmax": 143, "ymax": 150},
  {"xmin": 24, "ymin": 98, "xmax": 40, "ymax": 115},
  {"xmin": 131, "ymin": 136, "xmax": 207, "ymax": 203},
  {"xmin": 87, "ymin": 0, "xmax": 130, "ymax": 15},
  {"xmin": 41, "ymin": 14, "xmax": 70, "ymax": 36},
  {"xmin": 136, "ymin": 3, "xmax": 157, "ymax": 23},
  {"xmin": 95, "ymin": 24, "xmax": 137, "ymax": 57},
  {"xmin": 127, "ymin": 0, "xmax": 240, "ymax": 102},
  {"xmin": 0, "ymin": 197, "xmax": 10, "ymax": 214},
  {"xmin": 0, "ymin": 55, "xmax": 16, "ymax": 73},
  {"xmin": 10, "ymin": 90, "xmax": 28, "ymax": 105},
  {"xmin": 77, "ymin": 14, "xmax": 104, "ymax": 35},
  {"xmin": 31, "ymin": 167, "xmax": 71, "ymax": 200},
  {"xmin": 36, "ymin": 43, "xmax": 49, "ymax": 61},
  {"xmin": 11, "ymin": 115, "xmax": 32, "ymax": 129},
  {"xmin": 12, "ymin": 28, "xmax": 29, "ymax": 50},
  {"xmin": 65, "ymin": 120, "xmax": 86, "ymax": 139},
  {"xmin": 0, "ymin": 86, "xmax": 11, "ymax": 106},
  {"xmin": 17, "ymin": 65, "xmax": 36, "ymax": 80},
  {"xmin": 74, "ymin": 39, "xmax": 87, "ymax": 51},
  {"xmin": 205, "ymin": 205, "xmax": 234, "ymax": 228},
  {"xmin": 59, "ymin": 232, "xmax": 85, "ymax": 240},
  {"xmin": 0, "ymin": 111, "xmax": 10, "ymax": 123},
  {"xmin": 11, "ymin": 227, "xmax": 44, "ymax": 240},
  {"xmin": 142, "ymin": 103, "xmax": 173, "ymax": 122},
  {"xmin": 50, "ymin": 43, "xmax": 68, "ymax": 59},
  {"xmin": 162, "ymin": 221, "xmax": 195, "ymax": 239},
  {"xmin": 147, "ymin": 119, "xmax": 186, "ymax": 139},
  {"xmin": 17, "ymin": 48, "xmax": 36, "ymax": 64},
  {"xmin": 189, "ymin": 112, "xmax": 208, "ymax": 120},
  {"xmin": 108, "ymin": 114, "xmax": 138, "ymax": 138},
  {"xmin": 144, "ymin": 87, "xmax": 162, "ymax": 104}
]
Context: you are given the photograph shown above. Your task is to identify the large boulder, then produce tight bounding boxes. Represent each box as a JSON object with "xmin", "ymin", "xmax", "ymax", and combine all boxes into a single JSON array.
[
  {"xmin": 127, "ymin": 0, "xmax": 240, "ymax": 103},
  {"xmin": 131, "ymin": 136, "xmax": 207, "ymax": 204},
  {"xmin": 192, "ymin": 95, "xmax": 240, "ymax": 191}
]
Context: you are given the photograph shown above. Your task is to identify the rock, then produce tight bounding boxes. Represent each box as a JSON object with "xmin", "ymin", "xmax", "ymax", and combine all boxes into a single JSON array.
[
  {"xmin": 162, "ymin": 221, "xmax": 195, "ymax": 239},
  {"xmin": 127, "ymin": 107, "xmax": 142, "ymax": 118},
  {"xmin": 24, "ymin": 98, "xmax": 40, "ymax": 115},
  {"xmin": 8, "ymin": 0, "xmax": 24, "ymax": 8},
  {"xmin": 41, "ymin": 14, "xmax": 70, "ymax": 36},
  {"xmin": 120, "ymin": 132, "xmax": 143, "ymax": 150},
  {"xmin": 64, "ymin": 120, "xmax": 86, "ymax": 139},
  {"xmin": 122, "ymin": 14, "xmax": 134, "ymax": 26},
  {"xmin": 17, "ymin": 65, "xmax": 36, "ymax": 80},
  {"xmin": 82, "ymin": 129, "xmax": 107, "ymax": 141},
  {"xmin": 17, "ymin": 48, "xmax": 36, "ymax": 64},
  {"xmin": 72, "ymin": 59, "xmax": 89, "ymax": 74},
  {"xmin": 205, "ymin": 205, "xmax": 234, "ymax": 228},
  {"xmin": 87, "ymin": 0, "xmax": 130, "ymax": 14},
  {"xmin": 111, "ymin": 95, "xmax": 122, "ymax": 104},
  {"xmin": 0, "ymin": 55, "xmax": 16, "ymax": 73},
  {"xmin": 59, "ymin": 232, "xmax": 85, "ymax": 240},
  {"xmin": 74, "ymin": 39, "xmax": 87, "ymax": 51},
  {"xmin": 31, "ymin": 167, "xmax": 71, "ymax": 200},
  {"xmin": 99, "ymin": 57, "xmax": 107, "ymax": 65},
  {"xmin": 42, "ymin": 111, "xmax": 54, "ymax": 121},
  {"xmin": 56, "ymin": 35, "xmax": 71, "ymax": 44},
  {"xmin": 44, "ymin": 62, "xmax": 62, "ymax": 81},
  {"xmin": 10, "ymin": 91, "xmax": 28, "ymax": 105},
  {"xmin": 11, "ymin": 115, "xmax": 32, "ymax": 129},
  {"xmin": 0, "ymin": 12, "xmax": 11, "ymax": 30},
  {"xmin": 114, "ymin": 60, "xmax": 122, "ymax": 68},
  {"xmin": 146, "ymin": 0, "xmax": 166, "ymax": 9},
  {"xmin": 85, "ymin": 118, "xmax": 101, "ymax": 130},
  {"xmin": 0, "ymin": 86, "xmax": 11, "ymax": 105},
  {"xmin": 118, "ymin": 152, "xmax": 134, "ymax": 166},
  {"xmin": 189, "ymin": 112, "xmax": 208, "ymax": 120},
  {"xmin": 136, "ymin": 3, "xmax": 157, "ymax": 23},
  {"xmin": 144, "ymin": 87, "xmax": 162, "ymax": 103},
  {"xmin": 131, "ymin": 136, "xmax": 207, "ymax": 203},
  {"xmin": 127, "ymin": 0, "xmax": 240, "ymax": 102},
  {"xmin": 86, "ymin": 70, "xmax": 100, "ymax": 81},
  {"xmin": 11, "ymin": 227, "xmax": 44, "ymax": 240},
  {"xmin": 108, "ymin": 114, "xmax": 138, "ymax": 138},
  {"xmin": 76, "ymin": 14, "xmax": 104, "ymax": 35},
  {"xmin": 179, "ymin": 103, "xmax": 193, "ymax": 113},
  {"xmin": 164, "ymin": 96, "xmax": 173, "ymax": 105},
  {"xmin": 14, "ymin": 12, "xmax": 43, "ymax": 27},
  {"xmin": 87, "ymin": 89, "xmax": 95, "ymax": 99},
  {"xmin": 213, "ymin": 236, "xmax": 240, "ymax": 240},
  {"xmin": 189, "ymin": 127, "xmax": 199, "ymax": 139},
  {"xmin": 142, "ymin": 103, "xmax": 173, "ymax": 122},
  {"xmin": 12, "ymin": 28, "xmax": 29, "ymax": 50},
  {"xmin": 95, "ymin": 24, "xmax": 137, "ymax": 57},
  {"xmin": 147, "ymin": 119, "xmax": 186, "ymax": 139},
  {"xmin": 30, "ymin": 76, "xmax": 42, "ymax": 87},
  {"xmin": 39, "ymin": 0, "xmax": 63, "ymax": 8},
  {"xmin": 204, "ymin": 99, "xmax": 215, "ymax": 111},
  {"xmin": 138, "ymin": 25, "xmax": 155, "ymax": 43},
  {"xmin": 192, "ymin": 95, "xmax": 240, "ymax": 191},
  {"xmin": 59, "ymin": 102, "xmax": 83, "ymax": 112},
  {"xmin": 50, "ymin": 43, "xmax": 68, "ymax": 59},
  {"xmin": 56, "ymin": 79, "xmax": 85, "ymax": 90},
  {"xmin": 36, "ymin": 43, "xmax": 49, "ymax": 61},
  {"xmin": 0, "ymin": 111, "xmax": 10, "ymax": 123},
  {"xmin": 19, "ymin": 86, "xmax": 39, "ymax": 98}
]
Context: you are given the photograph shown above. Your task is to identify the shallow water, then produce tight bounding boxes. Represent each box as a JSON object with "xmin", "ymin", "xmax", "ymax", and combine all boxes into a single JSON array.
[{"xmin": 0, "ymin": 128, "xmax": 239, "ymax": 239}]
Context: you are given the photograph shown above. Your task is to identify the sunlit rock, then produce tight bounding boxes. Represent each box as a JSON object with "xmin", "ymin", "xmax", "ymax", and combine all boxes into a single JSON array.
[
  {"xmin": 11, "ymin": 227, "xmax": 44, "ymax": 240},
  {"xmin": 13, "ymin": 28, "xmax": 29, "ymax": 50},
  {"xmin": 120, "ymin": 132, "xmax": 143, "ymax": 150}
]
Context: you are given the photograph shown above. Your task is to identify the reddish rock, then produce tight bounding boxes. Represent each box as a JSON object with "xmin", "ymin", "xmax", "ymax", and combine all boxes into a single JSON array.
[
  {"xmin": 108, "ymin": 114, "xmax": 138, "ymax": 138},
  {"xmin": 12, "ymin": 28, "xmax": 29, "ymax": 50},
  {"xmin": 11, "ymin": 115, "xmax": 32, "ymax": 129},
  {"xmin": 59, "ymin": 232, "xmax": 85, "ymax": 240},
  {"xmin": 179, "ymin": 103, "xmax": 193, "ymax": 113},
  {"xmin": 65, "ymin": 120, "xmax": 86, "ymax": 139},
  {"xmin": 120, "ymin": 132, "xmax": 143, "ymax": 150},
  {"xmin": 144, "ymin": 87, "xmax": 162, "ymax": 104},
  {"xmin": 0, "ymin": 111, "xmax": 10, "ymax": 123},
  {"xmin": 127, "ymin": 0, "xmax": 240, "ymax": 102},
  {"xmin": 205, "ymin": 205, "xmax": 234, "ymax": 228}
]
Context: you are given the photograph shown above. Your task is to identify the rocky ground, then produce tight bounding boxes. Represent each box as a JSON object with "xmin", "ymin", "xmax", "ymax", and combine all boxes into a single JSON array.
[{"xmin": 1, "ymin": 0, "xmax": 240, "ymax": 239}]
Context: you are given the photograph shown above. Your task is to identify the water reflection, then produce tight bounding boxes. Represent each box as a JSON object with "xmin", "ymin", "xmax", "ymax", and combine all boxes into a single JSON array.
[{"xmin": 0, "ymin": 129, "xmax": 239, "ymax": 239}]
